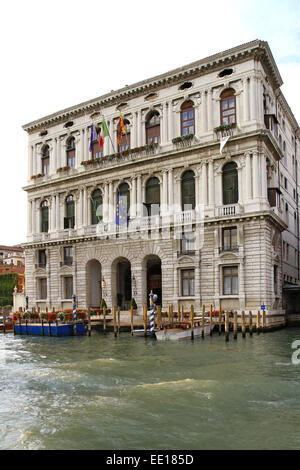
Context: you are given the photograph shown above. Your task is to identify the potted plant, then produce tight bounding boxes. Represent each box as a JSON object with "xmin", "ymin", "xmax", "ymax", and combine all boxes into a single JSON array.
[{"xmin": 58, "ymin": 312, "xmax": 65, "ymax": 322}]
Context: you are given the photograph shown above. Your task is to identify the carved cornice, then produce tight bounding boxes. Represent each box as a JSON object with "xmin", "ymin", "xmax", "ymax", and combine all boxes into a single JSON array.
[{"xmin": 22, "ymin": 40, "xmax": 284, "ymax": 134}]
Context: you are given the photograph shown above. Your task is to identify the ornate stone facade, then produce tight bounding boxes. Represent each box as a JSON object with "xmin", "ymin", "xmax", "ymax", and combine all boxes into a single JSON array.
[{"xmin": 22, "ymin": 40, "xmax": 300, "ymax": 318}]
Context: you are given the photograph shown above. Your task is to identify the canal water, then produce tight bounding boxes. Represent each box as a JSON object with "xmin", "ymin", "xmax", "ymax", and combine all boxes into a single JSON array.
[{"xmin": 0, "ymin": 328, "xmax": 300, "ymax": 450}]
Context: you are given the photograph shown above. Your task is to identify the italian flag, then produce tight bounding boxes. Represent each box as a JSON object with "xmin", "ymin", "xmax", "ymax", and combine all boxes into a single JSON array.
[{"xmin": 99, "ymin": 118, "xmax": 109, "ymax": 149}]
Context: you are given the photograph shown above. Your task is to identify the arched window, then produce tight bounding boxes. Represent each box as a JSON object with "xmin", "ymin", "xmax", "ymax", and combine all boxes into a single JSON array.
[
  {"xmin": 222, "ymin": 162, "xmax": 238, "ymax": 205},
  {"xmin": 41, "ymin": 145, "xmax": 50, "ymax": 175},
  {"xmin": 40, "ymin": 200, "xmax": 49, "ymax": 233},
  {"xmin": 118, "ymin": 119, "xmax": 130, "ymax": 153},
  {"xmin": 181, "ymin": 100, "xmax": 195, "ymax": 136},
  {"xmin": 145, "ymin": 177, "xmax": 160, "ymax": 216},
  {"xmin": 66, "ymin": 137, "xmax": 76, "ymax": 167},
  {"xmin": 146, "ymin": 112, "xmax": 160, "ymax": 144},
  {"xmin": 64, "ymin": 195, "xmax": 75, "ymax": 229},
  {"xmin": 220, "ymin": 88, "xmax": 236, "ymax": 125},
  {"xmin": 181, "ymin": 170, "xmax": 195, "ymax": 210},
  {"xmin": 91, "ymin": 189, "xmax": 103, "ymax": 225}
]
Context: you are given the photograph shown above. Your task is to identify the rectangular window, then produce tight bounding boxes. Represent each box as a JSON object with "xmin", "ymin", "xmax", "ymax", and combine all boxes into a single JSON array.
[
  {"xmin": 222, "ymin": 227, "xmax": 237, "ymax": 251},
  {"xmin": 63, "ymin": 246, "xmax": 73, "ymax": 266},
  {"xmin": 67, "ymin": 149, "xmax": 76, "ymax": 168},
  {"xmin": 223, "ymin": 266, "xmax": 238, "ymax": 295},
  {"xmin": 42, "ymin": 157, "xmax": 50, "ymax": 175},
  {"xmin": 38, "ymin": 249, "xmax": 46, "ymax": 268},
  {"xmin": 38, "ymin": 278, "xmax": 47, "ymax": 300},
  {"xmin": 181, "ymin": 269, "xmax": 195, "ymax": 296},
  {"xmin": 64, "ymin": 276, "xmax": 73, "ymax": 299}
]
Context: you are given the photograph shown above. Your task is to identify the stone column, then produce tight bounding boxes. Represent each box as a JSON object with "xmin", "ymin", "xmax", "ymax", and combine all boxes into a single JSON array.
[
  {"xmin": 131, "ymin": 176, "xmax": 137, "ymax": 218},
  {"xmin": 137, "ymin": 110, "xmax": 142, "ymax": 147},
  {"xmin": 84, "ymin": 127, "xmax": 89, "ymax": 161},
  {"xmin": 261, "ymin": 153, "xmax": 268, "ymax": 200},
  {"xmin": 80, "ymin": 128, "xmax": 85, "ymax": 165},
  {"xmin": 252, "ymin": 151, "xmax": 260, "ymax": 199},
  {"xmin": 52, "ymin": 139, "xmax": 57, "ymax": 174},
  {"xmin": 245, "ymin": 153, "xmax": 252, "ymax": 200},
  {"xmin": 136, "ymin": 175, "xmax": 142, "ymax": 217},
  {"xmin": 32, "ymin": 144, "xmax": 37, "ymax": 175},
  {"xmin": 199, "ymin": 91, "xmax": 206, "ymax": 134},
  {"xmin": 162, "ymin": 102, "xmax": 168, "ymax": 144},
  {"xmin": 27, "ymin": 200, "xmax": 32, "ymax": 236},
  {"xmin": 108, "ymin": 181, "xmax": 114, "ymax": 223},
  {"xmin": 202, "ymin": 162, "xmax": 208, "ymax": 207},
  {"xmin": 168, "ymin": 168, "xmax": 174, "ymax": 214},
  {"xmin": 57, "ymin": 137, "xmax": 61, "ymax": 169},
  {"xmin": 32, "ymin": 199, "xmax": 36, "ymax": 234},
  {"xmin": 250, "ymin": 74, "xmax": 257, "ymax": 122},
  {"xmin": 103, "ymin": 183, "xmax": 109, "ymax": 223},
  {"xmin": 243, "ymin": 77, "xmax": 250, "ymax": 122},
  {"xmin": 36, "ymin": 145, "xmax": 42, "ymax": 174},
  {"xmin": 29, "ymin": 145, "xmax": 33, "ymax": 180},
  {"xmin": 208, "ymin": 160, "xmax": 214, "ymax": 206},
  {"xmin": 77, "ymin": 188, "xmax": 83, "ymax": 228},
  {"xmin": 55, "ymin": 194, "xmax": 60, "ymax": 231},
  {"xmin": 51, "ymin": 195, "xmax": 56, "ymax": 232},
  {"xmin": 207, "ymin": 89, "xmax": 213, "ymax": 131},
  {"xmin": 168, "ymin": 101, "xmax": 174, "ymax": 141},
  {"xmin": 161, "ymin": 169, "xmax": 168, "ymax": 216},
  {"xmin": 83, "ymin": 187, "xmax": 88, "ymax": 227}
]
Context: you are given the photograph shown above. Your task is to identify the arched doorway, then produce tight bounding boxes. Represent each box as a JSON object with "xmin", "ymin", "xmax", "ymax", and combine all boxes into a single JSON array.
[
  {"xmin": 86, "ymin": 259, "xmax": 102, "ymax": 308},
  {"xmin": 112, "ymin": 257, "xmax": 132, "ymax": 310},
  {"xmin": 145, "ymin": 255, "xmax": 162, "ymax": 306}
]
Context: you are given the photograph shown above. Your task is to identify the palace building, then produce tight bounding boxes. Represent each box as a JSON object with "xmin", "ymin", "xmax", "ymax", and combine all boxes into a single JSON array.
[{"xmin": 22, "ymin": 39, "xmax": 300, "ymax": 319}]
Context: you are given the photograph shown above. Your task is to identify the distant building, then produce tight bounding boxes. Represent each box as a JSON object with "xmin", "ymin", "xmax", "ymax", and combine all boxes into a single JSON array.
[
  {"xmin": 0, "ymin": 245, "xmax": 25, "ymax": 268},
  {"xmin": 22, "ymin": 39, "xmax": 300, "ymax": 319},
  {"xmin": 0, "ymin": 246, "xmax": 25, "ymax": 307}
]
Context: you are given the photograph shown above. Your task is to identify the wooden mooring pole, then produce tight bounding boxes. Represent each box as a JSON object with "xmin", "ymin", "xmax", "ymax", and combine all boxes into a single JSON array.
[
  {"xmin": 113, "ymin": 306, "xmax": 117, "ymax": 337},
  {"xmin": 209, "ymin": 305, "xmax": 213, "ymax": 336},
  {"xmin": 117, "ymin": 306, "xmax": 120, "ymax": 336},
  {"xmin": 225, "ymin": 311, "xmax": 229, "ymax": 342},
  {"xmin": 257, "ymin": 310, "xmax": 261, "ymax": 335},
  {"xmin": 130, "ymin": 306, "xmax": 134, "ymax": 335},
  {"xmin": 157, "ymin": 305, "xmax": 161, "ymax": 330},
  {"xmin": 218, "ymin": 307, "xmax": 222, "ymax": 335},
  {"xmin": 249, "ymin": 311, "xmax": 253, "ymax": 336},
  {"xmin": 103, "ymin": 306, "xmax": 107, "ymax": 335},
  {"xmin": 190, "ymin": 305, "xmax": 194, "ymax": 340},
  {"xmin": 87, "ymin": 308, "xmax": 91, "ymax": 337},
  {"xmin": 143, "ymin": 305, "xmax": 147, "ymax": 337},
  {"xmin": 233, "ymin": 311, "xmax": 237, "ymax": 339},
  {"xmin": 202, "ymin": 304, "xmax": 205, "ymax": 339},
  {"xmin": 241, "ymin": 311, "xmax": 246, "ymax": 338},
  {"xmin": 262, "ymin": 310, "xmax": 266, "ymax": 331}
]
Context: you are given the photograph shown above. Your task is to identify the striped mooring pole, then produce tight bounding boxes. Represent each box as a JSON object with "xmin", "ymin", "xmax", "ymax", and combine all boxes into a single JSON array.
[
  {"xmin": 149, "ymin": 291, "xmax": 157, "ymax": 339},
  {"xmin": 72, "ymin": 294, "xmax": 77, "ymax": 322},
  {"xmin": 25, "ymin": 295, "xmax": 29, "ymax": 311}
]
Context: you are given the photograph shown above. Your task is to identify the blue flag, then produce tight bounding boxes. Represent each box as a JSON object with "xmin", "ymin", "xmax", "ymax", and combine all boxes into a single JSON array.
[
  {"xmin": 116, "ymin": 190, "xmax": 128, "ymax": 226},
  {"xmin": 89, "ymin": 124, "xmax": 98, "ymax": 152}
]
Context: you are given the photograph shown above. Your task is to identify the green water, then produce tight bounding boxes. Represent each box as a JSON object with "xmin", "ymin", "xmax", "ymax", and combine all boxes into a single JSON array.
[{"xmin": 0, "ymin": 328, "xmax": 300, "ymax": 450}]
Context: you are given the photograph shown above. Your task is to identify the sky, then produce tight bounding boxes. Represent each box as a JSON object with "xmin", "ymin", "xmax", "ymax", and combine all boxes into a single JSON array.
[{"xmin": 0, "ymin": 0, "xmax": 299, "ymax": 246}]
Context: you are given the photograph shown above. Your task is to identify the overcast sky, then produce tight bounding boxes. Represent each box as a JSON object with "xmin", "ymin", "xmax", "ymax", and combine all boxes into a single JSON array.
[{"xmin": 0, "ymin": 0, "xmax": 299, "ymax": 246}]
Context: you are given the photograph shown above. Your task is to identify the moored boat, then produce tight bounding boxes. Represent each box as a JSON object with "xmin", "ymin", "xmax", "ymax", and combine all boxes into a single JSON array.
[
  {"xmin": 155, "ymin": 324, "xmax": 211, "ymax": 341},
  {"xmin": 13, "ymin": 322, "xmax": 86, "ymax": 336}
]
